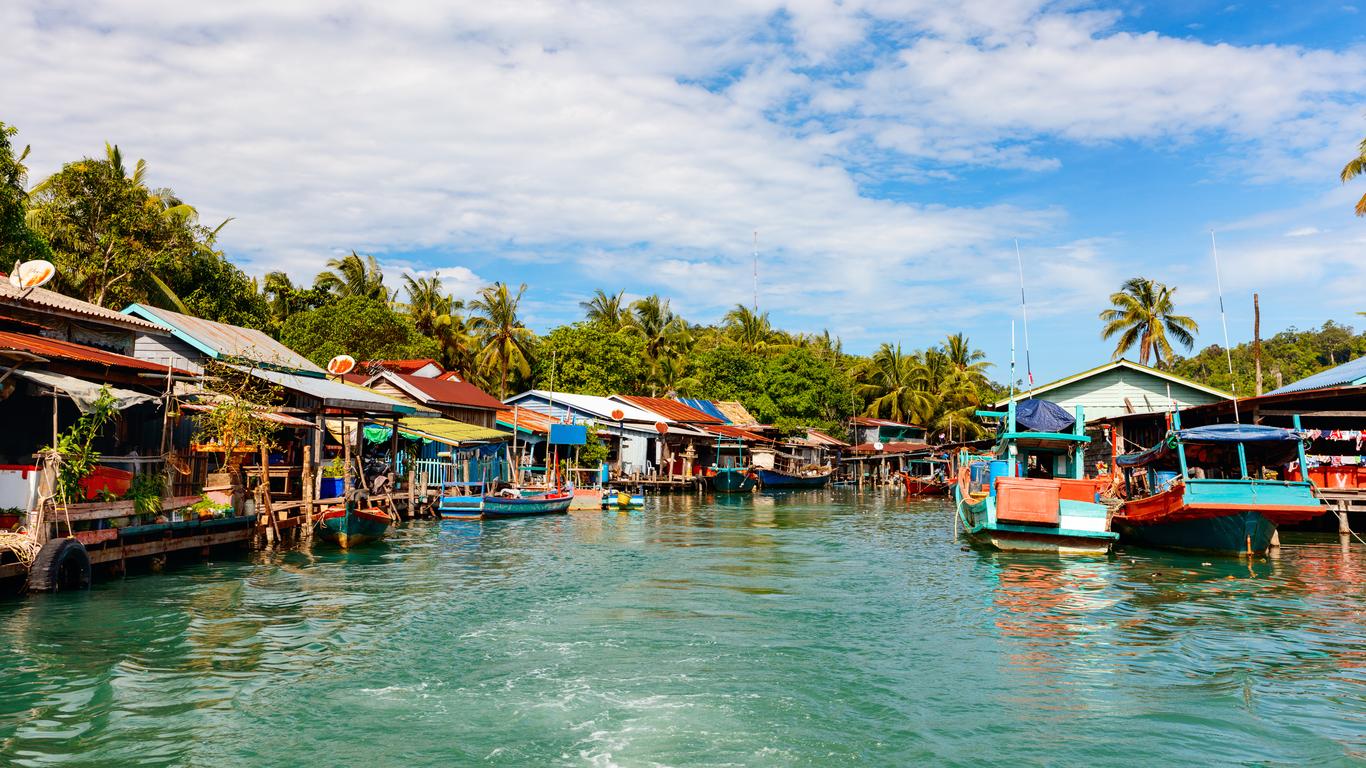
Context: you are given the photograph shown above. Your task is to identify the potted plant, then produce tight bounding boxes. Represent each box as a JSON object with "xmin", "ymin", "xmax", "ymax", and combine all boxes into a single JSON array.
[{"xmin": 320, "ymin": 455, "xmax": 346, "ymax": 499}]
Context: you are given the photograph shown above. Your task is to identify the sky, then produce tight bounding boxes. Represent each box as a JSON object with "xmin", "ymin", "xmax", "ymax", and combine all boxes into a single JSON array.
[{"xmin": 2, "ymin": 0, "xmax": 1364, "ymax": 384}]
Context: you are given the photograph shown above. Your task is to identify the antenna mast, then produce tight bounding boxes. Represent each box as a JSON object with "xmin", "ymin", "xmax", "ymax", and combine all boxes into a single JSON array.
[
  {"xmin": 1015, "ymin": 240, "xmax": 1034, "ymax": 393},
  {"xmin": 1210, "ymin": 230, "xmax": 1241, "ymax": 424}
]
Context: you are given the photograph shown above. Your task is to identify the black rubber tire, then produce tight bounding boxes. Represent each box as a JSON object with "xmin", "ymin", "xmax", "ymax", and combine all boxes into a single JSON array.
[{"xmin": 27, "ymin": 538, "xmax": 92, "ymax": 593}]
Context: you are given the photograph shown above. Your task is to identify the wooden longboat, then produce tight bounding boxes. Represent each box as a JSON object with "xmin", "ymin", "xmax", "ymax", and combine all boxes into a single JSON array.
[
  {"xmin": 955, "ymin": 399, "xmax": 1117, "ymax": 555},
  {"xmin": 316, "ymin": 502, "xmax": 391, "ymax": 548},
  {"xmin": 1114, "ymin": 420, "xmax": 1325, "ymax": 556},
  {"xmin": 756, "ymin": 467, "xmax": 832, "ymax": 489},
  {"xmin": 480, "ymin": 489, "xmax": 573, "ymax": 518}
]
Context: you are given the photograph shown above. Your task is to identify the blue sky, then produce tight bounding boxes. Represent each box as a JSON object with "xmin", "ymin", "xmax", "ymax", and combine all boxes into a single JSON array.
[{"xmin": 2, "ymin": 0, "xmax": 1364, "ymax": 384}]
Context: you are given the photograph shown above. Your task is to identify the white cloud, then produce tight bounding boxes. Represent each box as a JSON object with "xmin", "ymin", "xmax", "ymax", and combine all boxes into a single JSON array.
[{"xmin": 1, "ymin": 0, "xmax": 1362, "ymax": 352}]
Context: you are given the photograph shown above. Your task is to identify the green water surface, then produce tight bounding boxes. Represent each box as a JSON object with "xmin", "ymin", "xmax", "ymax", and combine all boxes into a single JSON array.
[{"xmin": 1, "ymin": 491, "xmax": 1362, "ymax": 767}]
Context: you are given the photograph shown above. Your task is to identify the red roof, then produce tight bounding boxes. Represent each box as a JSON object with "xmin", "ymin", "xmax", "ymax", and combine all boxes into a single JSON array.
[
  {"xmin": 704, "ymin": 424, "xmax": 772, "ymax": 442},
  {"xmin": 0, "ymin": 330, "xmax": 188, "ymax": 375},
  {"xmin": 362, "ymin": 359, "xmax": 441, "ymax": 375},
  {"xmin": 387, "ymin": 372, "xmax": 502, "ymax": 410},
  {"xmin": 804, "ymin": 429, "xmax": 849, "ymax": 448},
  {"xmin": 849, "ymin": 441, "xmax": 930, "ymax": 455},
  {"xmin": 497, "ymin": 408, "xmax": 556, "ymax": 434},
  {"xmin": 615, "ymin": 395, "xmax": 724, "ymax": 424}
]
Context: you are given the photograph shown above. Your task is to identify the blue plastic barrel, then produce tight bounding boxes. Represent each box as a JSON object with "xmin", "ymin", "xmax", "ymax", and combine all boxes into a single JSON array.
[
  {"xmin": 988, "ymin": 460, "xmax": 1010, "ymax": 496},
  {"xmin": 1154, "ymin": 470, "xmax": 1178, "ymax": 489}
]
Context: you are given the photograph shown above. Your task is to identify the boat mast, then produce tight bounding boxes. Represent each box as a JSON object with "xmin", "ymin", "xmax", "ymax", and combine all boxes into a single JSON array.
[
  {"xmin": 1008, "ymin": 321, "xmax": 1018, "ymax": 479},
  {"xmin": 1210, "ymin": 230, "xmax": 1241, "ymax": 424},
  {"xmin": 1015, "ymin": 240, "xmax": 1035, "ymax": 394}
]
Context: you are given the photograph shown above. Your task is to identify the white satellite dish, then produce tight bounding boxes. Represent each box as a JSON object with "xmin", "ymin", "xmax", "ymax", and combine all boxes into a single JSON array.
[
  {"xmin": 874, "ymin": 441, "xmax": 885, "ymax": 452},
  {"xmin": 327, "ymin": 355, "xmax": 357, "ymax": 376},
  {"xmin": 10, "ymin": 260, "xmax": 55, "ymax": 291}
]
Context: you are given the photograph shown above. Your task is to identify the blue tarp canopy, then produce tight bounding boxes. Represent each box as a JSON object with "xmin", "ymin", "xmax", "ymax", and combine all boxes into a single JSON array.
[
  {"xmin": 1117, "ymin": 424, "xmax": 1307, "ymax": 467},
  {"xmin": 1014, "ymin": 399, "xmax": 1075, "ymax": 434}
]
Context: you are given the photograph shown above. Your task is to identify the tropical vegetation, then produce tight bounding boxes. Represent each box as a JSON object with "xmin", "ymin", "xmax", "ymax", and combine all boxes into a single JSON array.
[{"xmin": 1099, "ymin": 277, "xmax": 1199, "ymax": 367}]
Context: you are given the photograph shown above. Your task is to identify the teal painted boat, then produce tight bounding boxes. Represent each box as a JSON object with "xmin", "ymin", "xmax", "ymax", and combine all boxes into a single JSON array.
[
  {"xmin": 437, "ymin": 482, "xmax": 485, "ymax": 519},
  {"xmin": 480, "ymin": 489, "xmax": 572, "ymax": 518},
  {"xmin": 316, "ymin": 502, "xmax": 391, "ymax": 548},
  {"xmin": 955, "ymin": 399, "xmax": 1117, "ymax": 555},
  {"xmin": 710, "ymin": 468, "xmax": 756, "ymax": 493},
  {"xmin": 1115, "ymin": 417, "xmax": 1325, "ymax": 556}
]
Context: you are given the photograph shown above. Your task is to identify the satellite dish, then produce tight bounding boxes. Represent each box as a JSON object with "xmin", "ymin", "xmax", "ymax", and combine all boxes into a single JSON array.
[
  {"xmin": 327, "ymin": 355, "xmax": 357, "ymax": 375},
  {"xmin": 874, "ymin": 441, "xmax": 885, "ymax": 452},
  {"xmin": 655, "ymin": 421, "xmax": 669, "ymax": 435},
  {"xmin": 10, "ymin": 260, "xmax": 56, "ymax": 290},
  {"xmin": 610, "ymin": 409, "xmax": 625, "ymax": 421}
]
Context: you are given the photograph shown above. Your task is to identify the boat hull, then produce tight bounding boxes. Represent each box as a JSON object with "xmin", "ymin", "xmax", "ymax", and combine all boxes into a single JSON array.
[
  {"xmin": 316, "ymin": 505, "xmax": 391, "ymax": 548},
  {"xmin": 710, "ymin": 469, "xmax": 755, "ymax": 493},
  {"xmin": 903, "ymin": 476, "xmax": 950, "ymax": 496},
  {"xmin": 756, "ymin": 468, "xmax": 832, "ymax": 489},
  {"xmin": 1116, "ymin": 479, "xmax": 1324, "ymax": 556},
  {"xmin": 480, "ymin": 494, "xmax": 572, "ymax": 518},
  {"xmin": 1117, "ymin": 511, "xmax": 1276, "ymax": 556},
  {"xmin": 955, "ymin": 474, "xmax": 1116, "ymax": 556}
]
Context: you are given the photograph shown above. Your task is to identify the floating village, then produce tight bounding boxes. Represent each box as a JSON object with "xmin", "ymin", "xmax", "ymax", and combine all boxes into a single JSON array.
[{"xmin": 0, "ymin": 260, "xmax": 1361, "ymax": 595}]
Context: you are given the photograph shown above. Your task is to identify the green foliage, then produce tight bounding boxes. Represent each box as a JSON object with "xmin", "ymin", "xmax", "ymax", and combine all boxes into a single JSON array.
[
  {"xmin": 532, "ymin": 323, "xmax": 647, "ymax": 396},
  {"xmin": 192, "ymin": 362, "xmax": 285, "ymax": 474},
  {"xmin": 749, "ymin": 348, "xmax": 855, "ymax": 434},
  {"xmin": 45, "ymin": 388, "xmax": 119, "ymax": 504},
  {"xmin": 322, "ymin": 455, "xmax": 347, "ymax": 479},
  {"xmin": 576, "ymin": 424, "xmax": 610, "ymax": 468},
  {"xmin": 1099, "ymin": 277, "xmax": 1199, "ymax": 367},
  {"xmin": 687, "ymin": 345, "xmax": 764, "ymax": 403},
  {"xmin": 124, "ymin": 472, "xmax": 165, "ymax": 516},
  {"xmin": 0, "ymin": 121, "xmax": 51, "ymax": 265},
  {"xmin": 469, "ymin": 282, "xmax": 536, "ymax": 398},
  {"xmin": 279, "ymin": 296, "xmax": 438, "ymax": 365},
  {"xmin": 1170, "ymin": 321, "xmax": 1366, "ymax": 395},
  {"xmin": 1343, "ymin": 133, "xmax": 1366, "ymax": 217}
]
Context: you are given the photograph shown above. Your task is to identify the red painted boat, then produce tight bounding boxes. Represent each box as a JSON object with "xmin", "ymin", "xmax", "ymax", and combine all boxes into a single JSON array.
[{"xmin": 903, "ymin": 475, "xmax": 951, "ymax": 496}]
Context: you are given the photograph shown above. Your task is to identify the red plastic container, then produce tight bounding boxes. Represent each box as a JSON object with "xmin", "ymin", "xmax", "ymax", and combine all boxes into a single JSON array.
[
  {"xmin": 77, "ymin": 466, "xmax": 133, "ymax": 500},
  {"xmin": 995, "ymin": 477, "xmax": 1061, "ymax": 526}
]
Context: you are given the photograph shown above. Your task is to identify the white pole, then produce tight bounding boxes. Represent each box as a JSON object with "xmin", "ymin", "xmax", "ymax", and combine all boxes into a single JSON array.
[
  {"xmin": 1015, "ymin": 239, "xmax": 1034, "ymax": 393},
  {"xmin": 1210, "ymin": 230, "xmax": 1241, "ymax": 424}
]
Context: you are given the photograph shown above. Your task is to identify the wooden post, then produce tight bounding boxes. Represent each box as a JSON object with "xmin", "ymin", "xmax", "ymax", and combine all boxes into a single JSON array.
[
  {"xmin": 301, "ymin": 444, "xmax": 315, "ymax": 534},
  {"xmin": 407, "ymin": 470, "xmax": 416, "ymax": 518},
  {"xmin": 259, "ymin": 443, "xmax": 281, "ymax": 544},
  {"xmin": 1253, "ymin": 293, "xmax": 1263, "ymax": 397}
]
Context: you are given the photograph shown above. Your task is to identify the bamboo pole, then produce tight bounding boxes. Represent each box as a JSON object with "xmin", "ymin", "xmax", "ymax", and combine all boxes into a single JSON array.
[
  {"xmin": 258, "ymin": 443, "xmax": 281, "ymax": 544},
  {"xmin": 301, "ymin": 444, "xmax": 315, "ymax": 535}
]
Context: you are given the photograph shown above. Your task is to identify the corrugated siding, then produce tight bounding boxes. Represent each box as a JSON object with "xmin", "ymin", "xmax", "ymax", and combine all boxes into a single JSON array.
[
  {"xmin": 131, "ymin": 332, "xmax": 205, "ymax": 373},
  {"xmin": 1037, "ymin": 368, "xmax": 1225, "ymax": 420}
]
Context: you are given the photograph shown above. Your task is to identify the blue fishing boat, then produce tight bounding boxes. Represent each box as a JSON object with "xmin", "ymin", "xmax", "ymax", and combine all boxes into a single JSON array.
[
  {"xmin": 756, "ymin": 467, "xmax": 832, "ymax": 489},
  {"xmin": 437, "ymin": 482, "xmax": 485, "ymax": 519},
  {"xmin": 708, "ymin": 434, "xmax": 756, "ymax": 493},
  {"xmin": 480, "ymin": 488, "xmax": 573, "ymax": 518},
  {"xmin": 955, "ymin": 399, "xmax": 1117, "ymax": 555},
  {"xmin": 316, "ymin": 500, "xmax": 392, "ymax": 548},
  {"xmin": 1114, "ymin": 415, "xmax": 1325, "ymax": 556}
]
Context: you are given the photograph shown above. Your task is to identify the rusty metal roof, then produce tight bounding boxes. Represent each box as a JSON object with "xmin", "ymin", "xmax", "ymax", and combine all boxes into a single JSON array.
[
  {"xmin": 0, "ymin": 330, "xmax": 185, "ymax": 374},
  {"xmin": 803, "ymin": 429, "xmax": 849, "ymax": 448},
  {"xmin": 848, "ymin": 441, "xmax": 929, "ymax": 455},
  {"xmin": 614, "ymin": 395, "xmax": 724, "ymax": 424},
  {"xmin": 123, "ymin": 303, "xmax": 323, "ymax": 373},
  {"xmin": 0, "ymin": 280, "xmax": 168, "ymax": 333},
  {"xmin": 372, "ymin": 371, "xmax": 504, "ymax": 410},
  {"xmin": 704, "ymin": 424, "xmax": 772, "ymax": 442},
  {"xmin": 497, "ymin": 408, "xmax": 556, "ymax": 434},
  {"xmin": 850, "ymin": 416, "xmax": 923, "ymax": 429}
]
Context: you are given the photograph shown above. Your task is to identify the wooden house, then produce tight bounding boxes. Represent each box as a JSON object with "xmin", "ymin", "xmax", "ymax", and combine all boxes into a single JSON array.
[{"xmin": 993, "ymin": 359, "xmax": 1231, "ymax": 421}]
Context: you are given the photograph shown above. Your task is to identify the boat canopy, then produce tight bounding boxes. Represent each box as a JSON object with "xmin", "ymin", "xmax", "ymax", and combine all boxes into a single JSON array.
[
  {"xmin": 1014, "ymin": 399, "xmax": 1075, "ymax": 433},
  {"xmin": 1117, "ymin": 423, "xmax": 1307, "ymax": 468}
]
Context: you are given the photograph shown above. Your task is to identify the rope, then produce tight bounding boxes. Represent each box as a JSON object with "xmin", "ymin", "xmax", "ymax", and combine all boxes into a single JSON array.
[{"xmin": 0, "ymin": 531, "xmax": 40, "ymax": 567}]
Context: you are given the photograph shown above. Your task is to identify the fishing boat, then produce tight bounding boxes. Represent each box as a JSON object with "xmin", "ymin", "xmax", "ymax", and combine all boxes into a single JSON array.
[
  {"xmin": 708, "ymin": 434, "xmax": 756, "ymax": 493},
  {"xmin": 955, "ymin": 399, "xmax": 1117, "ymax": 555},
  {"xmin": 480, "ymin": 487, "xmax": 573, "ymax": 518},
  {"xmin": 601, "ymin": 489, "xmax": 646, "ymax": 508},
  {"xmin": 1113, "ymin": 417, "xmax": 1325, "ymax": 556},
  {"xmin": 316, "ymin": 500, "xmax": 392, "ymax": 548},
  {"xmin": 437, "ymin": 482, "xmax": 485, "ymax": 519},
  {"xmin": 756, "ymin": 466, "xmax": 832, "ymax": 489},
  {"xmin": 902, "ymin": 457, "xmax": 951, "ymax": 496}
]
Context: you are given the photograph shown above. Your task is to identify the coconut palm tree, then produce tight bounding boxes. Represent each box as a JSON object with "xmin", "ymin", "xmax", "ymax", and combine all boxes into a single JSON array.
[
  {"xmin": 853, "ymin": 343, "xmax": 932, "ymax": 424},
  {"xmin": 1343, "ymin": 134, "xmax": 1366, "ymax": 217},
  {"xmin": 1099, "ymin": 277, "xmax": 1199, "ymax": 367},
  {"xmin": 468, "ymin": 282, "xmax": 535, "ymax": 398},
  {"xmin": 580, "ymin": 289, "xmax": 630, "ymax": 331},
  {"xmin": 314, "ymin": 251, "xmax": 387, "ymax": 301},
  {"xmin": 432, "ymin": 307, "xmax": 480, "ymax": 383},
  {"xmin": 402, "ymin": 273, "xmax": 451, "ymax": 336},
  {"xmin": 722, "ymin": 304, "xmax": 784, "ymax": 354},
  {"xmin": 940, "ymin": 333, "xmax": 991, "ymax": 385},
  {"xmin": 261, "ymin": 271, "xmax": 297, "ymax": 325},
  {"xmin": 627, "ymin": 294, "xmax": 690, "ymax": 395}
]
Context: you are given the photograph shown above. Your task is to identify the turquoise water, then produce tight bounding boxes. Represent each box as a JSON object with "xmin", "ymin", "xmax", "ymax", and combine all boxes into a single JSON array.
[{"xmin": 1, "ymin": 491, "xmax": 1362, "ymax": 767}]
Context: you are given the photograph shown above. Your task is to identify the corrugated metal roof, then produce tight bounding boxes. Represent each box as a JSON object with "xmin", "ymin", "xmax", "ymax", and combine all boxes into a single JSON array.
[
  {"xmin": 123, "ymin": 303, "xmax": 323, "ymax": 373},
  {"xmin": 614, "ymin": 395, "xmax": 723, "ymax": 424},
  {"xmin": 496, "ymin": 408, "xmax": 556, "ymax": 434},
  {"xmin": 505, "ymin": 390, "xmax": 663, "ymax": 423},
  {"xmin": 0, "ymin": 330, "xmax": 184, "ymax": 374},
  {"xmin": 848, "ymin": 441, "xmax": 929, "ymax": 455},
  {"xmin": 1266, "ymin": 354, "xmax": 1366, "ymax": 395},
  {"xmin": 238, "ymin": 366, "xmax": 421, "ymax": 415},
  {"xmin": 363, "ymin": 359, "xmax": 440, "ymax": 375},
  {"xmin": 376, "ymin": 371, "xmax": 503, "ymax": 410},
  {"xmin": 179, "ymin": 403, "xmax": 316, "ymax": 428},
  {"xmin": 992, "ymin": 358, "xmax": 1232, "ymax": 406},
  {"xmin": 704, "ymin": 424, "xmax": 772, "ymax": 442},
  {"xmin": 0, "ymin": 280, "xmax": 168, "ymax": 333},
  {"xmin": 398, "ymin": 416, "xmax": 507, "ymax": 445},
  {"xmin": 804, "ymin": 429, "xmax": 849, "ymax": 447},
  {"xmin": 850, "ymin": 416, "xmax": 923, "ymax": 429},
  {"xmin": 675, "ymin": 397, "xmax": 731, "ymax": 422}
]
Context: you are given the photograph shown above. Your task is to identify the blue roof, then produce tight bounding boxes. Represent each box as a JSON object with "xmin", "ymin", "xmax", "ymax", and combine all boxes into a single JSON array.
[
  {"xmin": 675, "ymin": 397, "xmax": 730, "ymax": 423},
  {"xmin": 1265, "ymin": 354, "xmax": 1366, "ymax": 395}
]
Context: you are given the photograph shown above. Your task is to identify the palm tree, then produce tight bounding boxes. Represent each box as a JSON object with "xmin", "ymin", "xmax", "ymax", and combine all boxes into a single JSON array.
[
  {"xmin": 402, "ymin": 273, "xmax": 451, "ymax": 336},
  {"xmin": 468, "ymin": 282, "xmax": 535, "ymax": 398},
  {"xmin": 432, "ymin": 307, "xmax": 480, "ymax": 382},
  {"xmin": 314, "ymin": 251, "xmax": 387, "ymax": 301},
  {"xmin": 580, "ymin": 289, "xmax": 629, "ymax": 331},
  {"xmin": 262, "ymin": 271, "xmax": 297, "ymax": 326},
  {"xmin": 627, "ymin": 295, "xmax": 690, "ymax": 394},
  {"xmin": 853, "ymin": 343, "xmax": 932, "ymax": 424},
  {"xmin": 1342, "ymin": 134, "xmax": 1366, "ymax": 216},
  {"xmin": 722, "ymin": 304, "xmax": 783, "ymax": 354},
  {"xmin": 940, "ymin": 333, "xmax": 991, "ymax": 385},
  {"xmin": 1099, "ymin": 277, "xmax": 1199, "ymax": 367}
]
